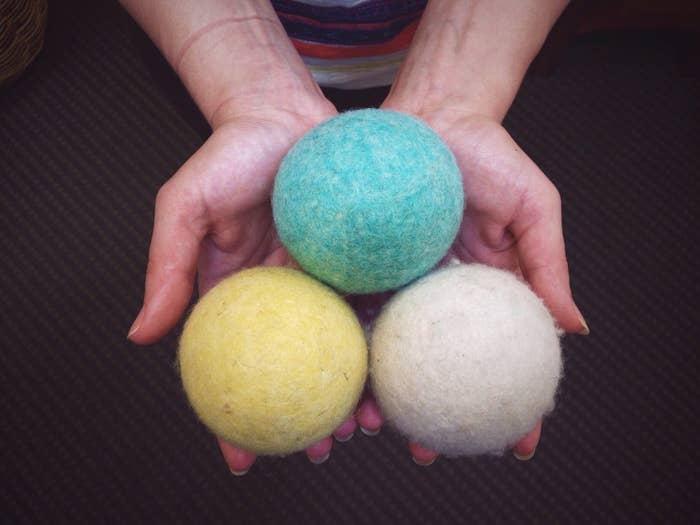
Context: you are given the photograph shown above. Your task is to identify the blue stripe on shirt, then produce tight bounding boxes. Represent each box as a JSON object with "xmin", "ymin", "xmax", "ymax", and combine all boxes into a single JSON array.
[
  {"xmin": 271, "ymin": 0, "xmax": 427, "ymax": 24},
  {"xmin": 277, "ymin": 14, "xmax": 419, "ymax": 45}
]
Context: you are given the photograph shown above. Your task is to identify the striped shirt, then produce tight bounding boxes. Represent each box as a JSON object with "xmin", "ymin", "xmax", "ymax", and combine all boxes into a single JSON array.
[{"xmin": 272, "ymin": 0, "xmax": 428, "ymax": 88}]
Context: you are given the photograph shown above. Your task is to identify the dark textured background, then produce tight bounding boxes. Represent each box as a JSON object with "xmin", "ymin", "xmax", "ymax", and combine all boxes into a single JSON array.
[{"xmin": 1, "ymin": 1, "xmax": 699, "ymax": 523}]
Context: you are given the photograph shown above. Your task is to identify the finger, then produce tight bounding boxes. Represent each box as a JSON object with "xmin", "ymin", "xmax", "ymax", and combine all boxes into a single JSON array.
[
  {"xmin": 512, "ymin": 179, "xmax": 588, "ymax": 334},
  {"xmin": 128, "ymin": 177, "xmax": 208, "ymax": 344},
  {"xmin": 305, "ymin": 436, "xmax": 333, "ymax": 464},
  {"xmin": 356, "ymin": 394, "xmax": 384, "ymax": 436},
  {"xmin": 333, "ymin": 414, "xmax": 357, "ymax": 442},
  {"xmin": 409, "ymin": 441, "xmax": 438, "ymax": 466},
  {"xmin": 512, "ymin": 420, "xmax": 542, "ymax": 461},
  {"xmin": 217, "ymin": 437, "xmax": 257, "ymax": 475}
]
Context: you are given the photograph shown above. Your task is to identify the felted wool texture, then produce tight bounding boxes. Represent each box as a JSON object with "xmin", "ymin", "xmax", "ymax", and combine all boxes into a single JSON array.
[
  {"xmin": 178, "ymin": 266, "xmax": 368, "ymax": 456},
  {"xmin": 272, "ymin": 108, "xmax": 464, "ymax": 293},
  {"xmin": 370, "ymin": 263, "xmax": 562, "ymax": 456}
]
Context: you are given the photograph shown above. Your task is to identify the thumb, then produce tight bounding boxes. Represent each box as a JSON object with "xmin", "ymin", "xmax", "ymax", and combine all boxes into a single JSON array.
[
  {"xmin": 513, "ymin": 181, "xmax": 588, "ymax": 335},
  {"xmin": 128, "ymin": 177, "xmax": 207, "ymax": 344}
]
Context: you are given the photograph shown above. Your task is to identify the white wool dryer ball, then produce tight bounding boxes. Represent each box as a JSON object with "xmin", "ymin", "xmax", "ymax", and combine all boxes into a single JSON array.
[{"xmin": 370, "ymin": 263, "xmax": 563, "ymax": 456}]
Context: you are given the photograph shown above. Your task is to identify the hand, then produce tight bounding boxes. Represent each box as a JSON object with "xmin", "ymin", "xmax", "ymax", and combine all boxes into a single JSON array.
[
  {"xmin": 352, "ymin": 101, "xmax": 589, "ymax": 465},
  {"xmin": 127, "ymin": 100, "xmax": 339, "ymax": 474}
]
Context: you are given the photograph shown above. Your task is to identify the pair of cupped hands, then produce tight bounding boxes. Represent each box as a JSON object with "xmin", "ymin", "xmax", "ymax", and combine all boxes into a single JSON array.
[{"xmin": 127, "ymin": 88, "xmax": 587, "ymax": 475}]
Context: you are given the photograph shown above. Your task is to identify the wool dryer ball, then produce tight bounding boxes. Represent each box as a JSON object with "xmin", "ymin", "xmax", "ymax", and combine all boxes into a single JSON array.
[
  {"xmin": 272, "ymin": 108, "xmax": 464, "ymax": 293},
  {"xmin": 370, "ymin": 263, "xmax": 563, "ymax": 456},
  {"xmin": 178, "ymin": 266, "xmax": 368, "ymax": 456}
]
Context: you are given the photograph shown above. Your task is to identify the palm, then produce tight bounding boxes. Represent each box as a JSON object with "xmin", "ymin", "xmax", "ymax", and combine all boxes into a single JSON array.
[
  {"xmin": 439, "ymin": 116, "xmax": 549, "ymax": 270},
  {"xmin": 190, "ymin": 118, "xmax": 302, "ymax": 295},
  {"xmin": 131, "ymin": 110, "xmax": 334, "ymax": 345},
  {"xmin": 423, "ymin": 114, "xmax": 579, "ymax": 330}
]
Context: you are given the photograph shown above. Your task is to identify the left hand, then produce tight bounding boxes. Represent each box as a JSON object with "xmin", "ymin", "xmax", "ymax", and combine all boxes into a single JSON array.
[{"xmin": 352, "ymin": 100, "xmax": 589, "ymax": 464}]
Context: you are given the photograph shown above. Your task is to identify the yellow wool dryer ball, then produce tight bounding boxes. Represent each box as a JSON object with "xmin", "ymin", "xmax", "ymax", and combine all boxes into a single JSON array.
[{"xmin": 178, "ymin": 266, "xmax": 368, "ymax": 456}]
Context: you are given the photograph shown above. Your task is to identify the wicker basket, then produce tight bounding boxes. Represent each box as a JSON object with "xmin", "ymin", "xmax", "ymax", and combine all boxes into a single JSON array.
[{"xmin": 0, "ymin": 0, "xmax": 48, "ymax": 86}]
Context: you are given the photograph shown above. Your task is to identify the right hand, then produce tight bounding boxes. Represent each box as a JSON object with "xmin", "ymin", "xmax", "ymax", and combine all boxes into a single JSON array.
[
  {"xmin": 127, "ymin": 98, "xmax": 338, "ymax": 474},
  {"xmin": 355, "ymin": 99, "xmax": 589, "ymax": 465}
]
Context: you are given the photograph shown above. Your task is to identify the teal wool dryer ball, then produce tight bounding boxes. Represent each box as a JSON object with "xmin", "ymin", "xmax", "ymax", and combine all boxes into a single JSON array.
[{"xmin": 272, "ymin": 109, "xmax": 464, "ymax": 293}]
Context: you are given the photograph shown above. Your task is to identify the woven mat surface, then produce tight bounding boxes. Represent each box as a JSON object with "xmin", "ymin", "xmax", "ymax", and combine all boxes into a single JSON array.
[{"xmin": 1, "ymin": 2, "xmax": 698, "ymax": 523}]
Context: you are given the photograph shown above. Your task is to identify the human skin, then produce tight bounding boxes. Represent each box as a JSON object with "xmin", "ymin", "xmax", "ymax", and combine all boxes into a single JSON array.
[
  {"xmin": 120, "ymin": 0, "xmax": 337, "ymax": 474},
  {"xmin": 376, "ymin": 0, "xmax": 586, "ymax": 466},
  {"xmin": 122, "ymin": 0, "xmax": 586, "ymax": 473}
]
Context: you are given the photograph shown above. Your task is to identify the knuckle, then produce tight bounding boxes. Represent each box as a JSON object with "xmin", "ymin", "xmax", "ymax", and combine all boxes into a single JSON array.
[
  {"xmin": 154, "ymin": 180, "xmax": 176, "ymax": 210},
  {"xmin": 543, "ymin": 180, "xmax": 561, "ymax": 209}
]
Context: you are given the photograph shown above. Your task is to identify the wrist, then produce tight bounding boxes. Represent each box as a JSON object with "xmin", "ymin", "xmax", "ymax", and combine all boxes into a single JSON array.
[
  {"xmin": 210, "ymin": 90, "xmax": 336, "ymax": 134},
  {"xmin": 178, "ymin": 16, "xmax": 332, "ymax": 128},
  {"xmin": 383, "ymin": 84, "xmax": 508, "ymax": 125},
  {"xmin": 121, "ymin": 0, "xmax": 333, "ymax": 128},
  {"xmin": 385, "ymin": 0, "xmax": 568, "ymax": 122}
]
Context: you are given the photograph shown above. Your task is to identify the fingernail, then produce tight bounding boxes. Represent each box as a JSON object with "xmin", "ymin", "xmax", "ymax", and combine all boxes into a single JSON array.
[
  {"xmin": 127, "ymin": 306, "xmax": 145, "ymax": 339},
  {"xmin": 229, "ymin": 467, "xmax": 249, "ymax": 476},
  {"xmin": 513, "ymin": 448, "xmax": 536, "ymax": 461},
  {"xmin": 412, "ymin": 455, "xmax": 436, "ymax": 467},
  {"xmin": 309, "ymin": 452, "xmax": 330, "ymax": 465},
  {"xmin": 577, "ymin": 310, "xmax": 590, "ymax": 335},
  {"xmin": 360, "ymin": 426, "xmax": 380, "ymax": 437},
  {"xmin": 334, "ymin": 432, "xmax": 354, "ymax": 443}
]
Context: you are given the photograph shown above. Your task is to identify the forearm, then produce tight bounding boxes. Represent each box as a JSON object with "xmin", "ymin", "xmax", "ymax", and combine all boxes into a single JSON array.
[
  {"xmin": 386, "ymin": 0, "xmax": 569, "ymax": 121},
  {"xmin": 119, "ymin": 0, "xmax": 327, "ymax": 126}
]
